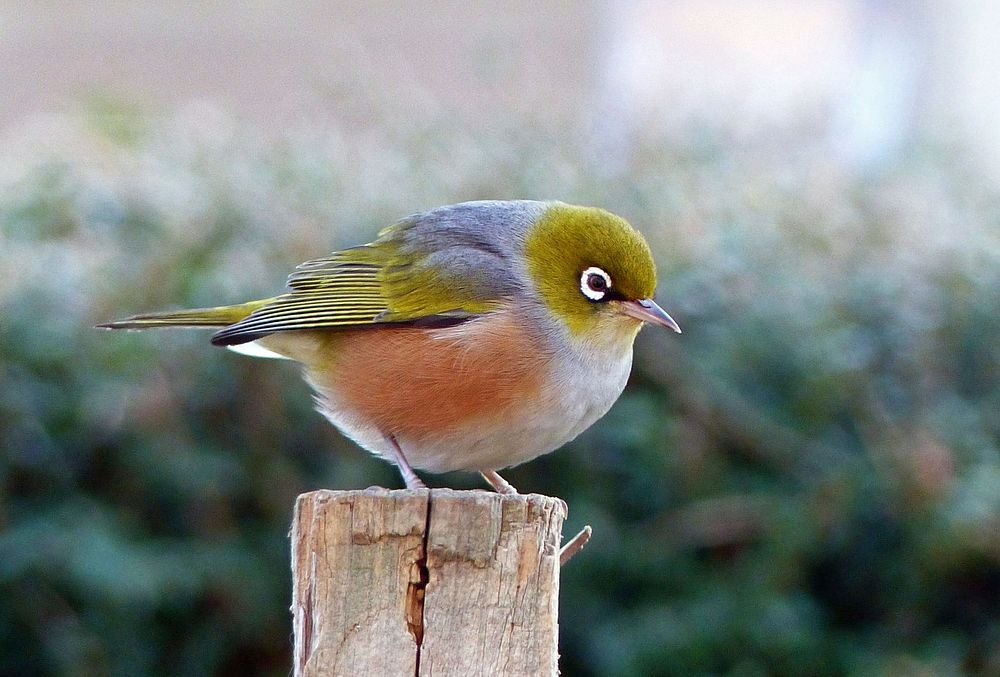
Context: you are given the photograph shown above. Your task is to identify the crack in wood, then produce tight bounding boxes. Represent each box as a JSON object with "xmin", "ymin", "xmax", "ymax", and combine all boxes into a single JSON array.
[
  {"xmin": 406, "ymin": 491, "xmax": 432, "ymax": 675},
  {"xmin": 292, "ymin": 490, "xmax": 567, "ymax": 675},
  {"xmin": 299, "ymin": 559, "xmax": 315, "ymax": 674}
]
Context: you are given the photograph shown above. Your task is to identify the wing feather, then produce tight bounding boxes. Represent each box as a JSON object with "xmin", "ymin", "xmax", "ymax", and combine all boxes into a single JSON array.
[
  {"xmin": 211, "ymin": 202, "xmax": 530, "ymax": 346},
  {"xmin": 210, "ymin": 250, "xmax": 394, "ymax": 344}
]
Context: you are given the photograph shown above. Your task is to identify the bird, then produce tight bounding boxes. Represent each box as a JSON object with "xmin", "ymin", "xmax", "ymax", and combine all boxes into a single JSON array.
[{"xmin": 99, "ymin": 200, "xmax": 681, "ymax": 494}]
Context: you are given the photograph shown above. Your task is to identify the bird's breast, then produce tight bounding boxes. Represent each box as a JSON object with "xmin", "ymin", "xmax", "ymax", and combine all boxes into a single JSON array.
[
  {"xmin": 282, "ymin": 306, "xmax": 633, "ymax": 472},
  {"xmin": 312, "ymin": 311, "xmax": 548, "ymax": 437}
]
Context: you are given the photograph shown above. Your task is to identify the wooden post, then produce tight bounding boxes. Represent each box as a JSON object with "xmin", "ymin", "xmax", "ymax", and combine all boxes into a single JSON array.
[{"xmin": 291, "ymin": 488, "xmax": 568, "ymax": 676}]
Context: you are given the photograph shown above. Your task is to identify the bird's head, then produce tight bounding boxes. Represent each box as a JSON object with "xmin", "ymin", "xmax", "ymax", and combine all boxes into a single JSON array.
[{"xmin": 522, "ymin": 203, "xmax": 681, "ymax": 346}]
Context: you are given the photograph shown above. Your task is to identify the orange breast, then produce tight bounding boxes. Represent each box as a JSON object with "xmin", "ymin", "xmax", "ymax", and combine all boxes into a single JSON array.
[{"xmin": 305, "ymin": 309, "xmax": 550, "ymax": 440}]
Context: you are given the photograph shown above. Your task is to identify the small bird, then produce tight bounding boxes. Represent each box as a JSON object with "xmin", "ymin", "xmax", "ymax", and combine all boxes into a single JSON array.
[{"xmin": 100, "ymin": 200, "xmax": 680, "ymax": 493}]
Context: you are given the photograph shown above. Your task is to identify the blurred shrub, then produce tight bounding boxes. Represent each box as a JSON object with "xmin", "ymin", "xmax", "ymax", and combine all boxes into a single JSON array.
[{"xmin": 1, "ymin": 103, "xmax": 998, "ymax": 676}]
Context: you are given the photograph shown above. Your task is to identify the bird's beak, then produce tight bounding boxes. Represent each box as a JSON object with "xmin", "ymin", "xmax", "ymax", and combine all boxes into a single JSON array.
[{"xmin": 619, "ymin": 298, "xmax": 682, "ymax": 333}]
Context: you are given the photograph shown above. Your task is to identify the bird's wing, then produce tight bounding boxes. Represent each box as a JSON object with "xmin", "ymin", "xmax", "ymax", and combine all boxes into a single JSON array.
[{"xmin": 210, "ymin": 213, "xmax": 517, "ymax": 346}]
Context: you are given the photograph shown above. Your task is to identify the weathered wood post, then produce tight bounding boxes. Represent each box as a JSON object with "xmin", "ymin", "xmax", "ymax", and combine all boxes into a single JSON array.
[{"xmin": 291, "ymin": 488, "xmax": 578, "ymax": 676}]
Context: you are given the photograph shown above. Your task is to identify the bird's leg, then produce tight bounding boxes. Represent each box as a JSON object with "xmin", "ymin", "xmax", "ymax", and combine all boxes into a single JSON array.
[
  {"xmin": 385, "ymin": 434, "xmax": 427, "ymax": 490},
  {"xmin": 480, "ymin": 469, "xmax": 518, "ymax": 495}
]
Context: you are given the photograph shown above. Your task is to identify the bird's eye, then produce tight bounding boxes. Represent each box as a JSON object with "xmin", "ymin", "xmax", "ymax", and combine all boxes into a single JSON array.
[{"xmin": 580, "ymin": 266, "xmax": 612, "ymax": 301}]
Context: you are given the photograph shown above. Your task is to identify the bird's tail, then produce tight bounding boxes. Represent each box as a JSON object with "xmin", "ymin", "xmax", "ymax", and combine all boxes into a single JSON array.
[{"xmin": 96, "ymin": 299, "xmax": 273, "ymax": 331}]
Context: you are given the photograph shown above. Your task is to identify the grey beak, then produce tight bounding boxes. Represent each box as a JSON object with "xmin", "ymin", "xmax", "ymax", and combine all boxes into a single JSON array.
[{"xmin": 619, "ymin": 298, "xmax": 682, "ymax": 333}]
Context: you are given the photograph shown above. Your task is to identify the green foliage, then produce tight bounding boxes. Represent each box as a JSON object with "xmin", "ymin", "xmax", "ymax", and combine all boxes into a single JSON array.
[{"xmin": 2, "ymin": 105, "xmax": 998, "ymax": 676}]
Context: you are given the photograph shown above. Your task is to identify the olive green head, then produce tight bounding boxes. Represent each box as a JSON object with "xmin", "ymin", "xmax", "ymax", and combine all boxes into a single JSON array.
[{"xmin": 524, "ymin": 203, "xmax": 680, "ymax": 340}]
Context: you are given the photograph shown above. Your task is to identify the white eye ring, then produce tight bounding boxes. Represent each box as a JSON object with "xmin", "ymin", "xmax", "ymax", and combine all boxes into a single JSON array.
[{"xmin": 580, "ymin": 266, "xmax": 612, "ymax": 301}]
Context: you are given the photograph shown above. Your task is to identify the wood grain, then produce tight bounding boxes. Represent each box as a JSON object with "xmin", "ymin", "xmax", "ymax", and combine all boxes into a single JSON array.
[{"xmin": 291, "ymin": 489, "xmax": 567, "ymax": 676}]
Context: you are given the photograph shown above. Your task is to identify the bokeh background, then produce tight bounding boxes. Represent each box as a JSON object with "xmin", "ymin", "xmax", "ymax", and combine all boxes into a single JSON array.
[{"xmin": 2, "ymin": 2, "xmax": 999, "ymax": 675}]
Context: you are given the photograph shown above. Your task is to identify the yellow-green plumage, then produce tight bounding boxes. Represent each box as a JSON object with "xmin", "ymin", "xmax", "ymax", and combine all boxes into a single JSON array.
[
  {"xmin": 210, "ymin": 212, "xmax": 513, "ymax": 344},
  {"xmin": 100, "ymin": 201, "xmax": 663, "ymax": 346},
  {"xmin": 524, "ymin": 204, "xmax": 657, "ymax": 335},
  {"xmin": 97, "ymin": 299, "xmax": 270, "ymax": 330},
  {"xmin": 98, "ymin": 199, "xmax": 680, "ymax": 491}
]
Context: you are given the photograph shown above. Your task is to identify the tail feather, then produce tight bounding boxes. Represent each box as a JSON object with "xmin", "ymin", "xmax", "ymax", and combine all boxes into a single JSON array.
[{"xmin": 97, "ymin": 299, "xmax": 272, "ymax": 330}]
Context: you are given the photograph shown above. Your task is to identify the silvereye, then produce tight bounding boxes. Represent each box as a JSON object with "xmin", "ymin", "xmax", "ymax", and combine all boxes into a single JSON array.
[{"xmin": 100, "ymin": 200, "xmax": 681, "ymax": 493}]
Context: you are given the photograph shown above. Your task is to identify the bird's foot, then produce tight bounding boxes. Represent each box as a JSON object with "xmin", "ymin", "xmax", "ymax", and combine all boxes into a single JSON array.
[
  {"xmin": 480, "ymin": 469, "xmax": 518, "ymax": 495},
  {"xmin": 385, "ymin": 434, "xmax": 427, "ymax": 490}
]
